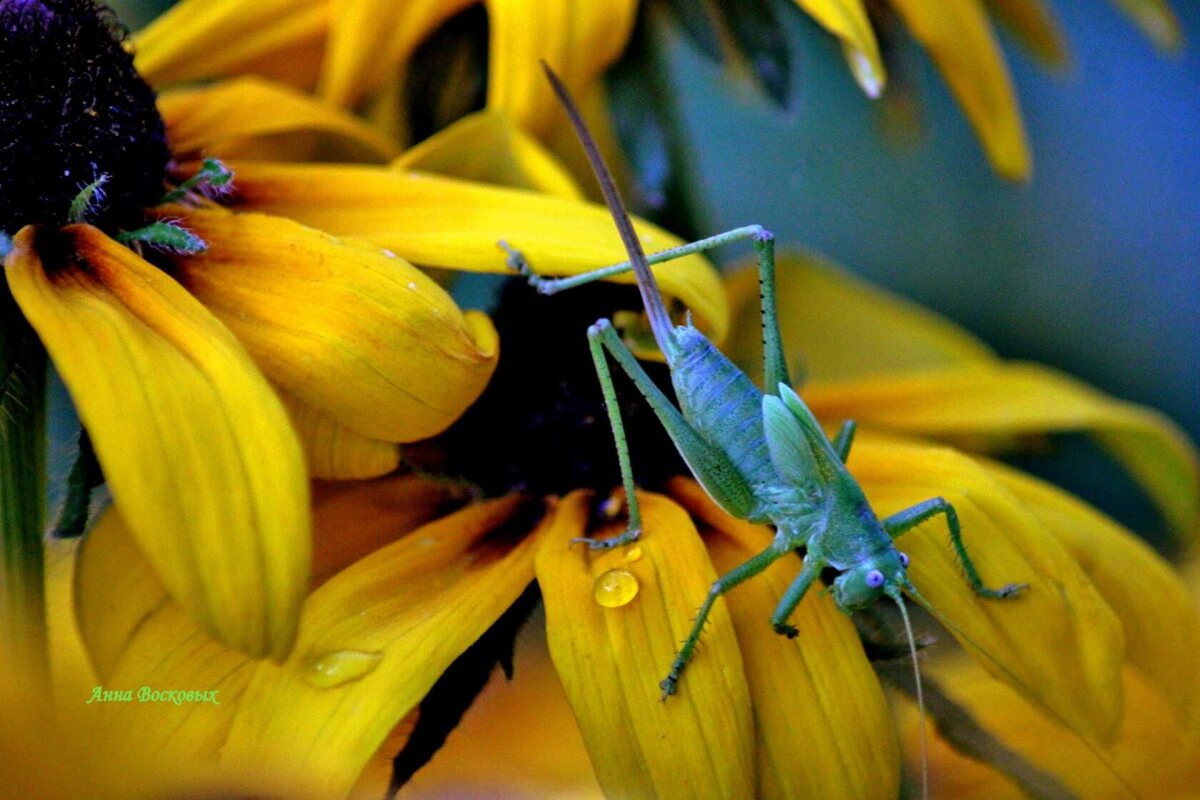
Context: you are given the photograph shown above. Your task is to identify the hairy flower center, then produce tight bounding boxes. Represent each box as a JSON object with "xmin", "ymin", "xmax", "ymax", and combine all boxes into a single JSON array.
[
  {"xmin": 0, "ymin": 0, "xmax": 169, "ymax": 234},
  {"xmin": 424, "ymin": 281, "xmax": 686, "ymax": 498}
]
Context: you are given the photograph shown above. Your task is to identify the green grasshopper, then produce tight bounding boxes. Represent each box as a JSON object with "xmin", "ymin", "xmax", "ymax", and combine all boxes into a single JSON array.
[{"xmin": 504, "ymin": 66, "xmax": 1026, "ymax": 715}]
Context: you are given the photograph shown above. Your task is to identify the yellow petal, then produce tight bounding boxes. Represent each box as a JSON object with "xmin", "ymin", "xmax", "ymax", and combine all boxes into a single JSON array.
[
  {"xmin": 670, "ymin": 478, "xmax": 901, "ymax": 799},
  {"xmin": 485, "ymin": 0, "xmax": 637, "ymax": 137},
  {"xmin": 134, "ymin": 0, "xmax": 327, "ymax": 89},
  {"xmin": 723, "ymin": 251, "xmax": 995, "ymax": 385},
  {"xmin": 163, "ymin": 208, "xmax": 499, "ymax": 442},
  {"xmin": 982, "ymin": 0, "xmax": 1070, "ymax": 68},
  {"xmin": 848, "ymin": 432, "xmax": 1126, "ymax": 744},
  {"xmin": 887, "ymin": 0, "xmax": 1031, "ymax": 179},
  {"xmin": 793, "ymin": 0, "xmax": 887, "ymax": 96},
  {"xmin": 279, "ymin": 392, "xmax": 401, "ymax": 480},
  {"xmin": 159, "ymin": 77, "xmax": 399, "ymax": 162},
  {"xmin": 535, "ymin": 490, "xmax": 755, "ymax": 799},
  {"xmin": 393, "ymin": 109, "xmax": 584, "ymax": 199},
  {"xmin": 44, "ymin": 537, "xmax": 96, "ymax": 722},
  {"xmin": 981, "ymin": 457, "xmax": 1200, "ymax": 725},
  {"xmin": 318, "ymin": 0, "xmax": 474, "ymax": 108},
  {"xmin": 221, "ymin": 495, "xmax": 536, "ymax": 798},
  {"xmin": 1109, "ymin": 0, "xmax": 1183, "ymax": 51},
  {"xmin": 805, "ymin": 363, "xmax": 1200, "ymax": 543},
  {"xmin": 8, "ymin": 225, "xmax": 309, "ymax": 660},
  {"xmin": 223, "ymin": 160, "xmax": 729, "ymax": 343}
]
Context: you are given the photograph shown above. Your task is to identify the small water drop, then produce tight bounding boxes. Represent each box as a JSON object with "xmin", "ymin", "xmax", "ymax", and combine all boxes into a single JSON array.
[
  {"xmin": 304, "ymin": 650, "xmax": 383, "ymax": 689},
  {"xmin": 624, "ymin": 545, "xmax": 643, "ymax": 563},
  {"xmin": 593, "ymin": 568, "xmax": 639, "ymax": 608}
]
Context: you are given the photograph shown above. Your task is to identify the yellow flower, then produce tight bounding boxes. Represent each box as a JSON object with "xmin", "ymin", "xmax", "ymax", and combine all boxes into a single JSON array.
[{"xmin": 49, "ymin": 243, "xmax": 1200, "ymax": 798}]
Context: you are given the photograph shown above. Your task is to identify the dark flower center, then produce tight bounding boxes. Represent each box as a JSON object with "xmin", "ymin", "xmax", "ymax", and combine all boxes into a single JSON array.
[
  {"xmin": 419, "ymin": 280, "xmax": 686, "ymax": 498},
  {"xmin": 0, "ymin": 0, "xmax": 169, "ymax": 234}
]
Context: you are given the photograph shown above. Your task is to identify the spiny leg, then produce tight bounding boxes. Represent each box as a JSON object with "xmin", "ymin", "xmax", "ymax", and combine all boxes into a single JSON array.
[
  {"xmin": 769, "ymin": 554, "xmax": 823, "ymax": 637},
  {"xmin": 662, "ymin": 541, "xmax": 792, "ymax": 700},
  {"xmin": 884, "ymin": 498, "xmax": 1027, "ymax": 599},
  {"xmin": 831, "ymin": 420, "xmax": 857, "ymax": 463}
]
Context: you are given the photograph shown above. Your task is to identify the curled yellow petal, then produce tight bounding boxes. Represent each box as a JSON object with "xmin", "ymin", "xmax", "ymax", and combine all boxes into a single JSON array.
[
  {"xmin": 164, "ymin": 208, "xmax": 499, "ymax": 442},
  {"xmin": 485, "ymin": 0, "xmax": 637, "ymax": 137},
  {"xmin": 223, "ymin": 160, "xmax": 729, "ymax": 343},
  {"xmin": 135, "ymin": 0, "xmax": 327, "ymax": 89},
  {"xmin": 670, "ymin": 479, "xmax": 901, "ymax": 799},
  {"xmin": 535, "ymin": 491, "xmax": 755, "ymax": 799},
  {"xmin": 1110, "ymin": 0, "xmax": 1183, "ymax": 51},
  {"xmin": 221, "ymin": 495, "xmax": 536, "ymax": 798},
  {"xmin": 848, "ymin": 432, "xmax": 1125, "ymax": 744},
  {"xmin": 806, "ymin": 363, "xmax": 1200, "ymax": 543},
  {"xmin": 279, "ymin": 392, "xmax": 401, "ymax": 480},
  {"xmin": 887, "ymin": 0, "xmax": 1031, "ymax": 179},
  {"xmin": 394, "ymin": 109, "xmax": 584, "ymax": 199},
  {"xmin": 8, "ymin": 225, "xmax": 309, "ymax": 660},
  {"xmin": 793, "ymin": 0, "xmax": 886, "ymax": 96},
  {"xmin": 159, "ymin": 77, "xmax": 399, "ymax": 162}
]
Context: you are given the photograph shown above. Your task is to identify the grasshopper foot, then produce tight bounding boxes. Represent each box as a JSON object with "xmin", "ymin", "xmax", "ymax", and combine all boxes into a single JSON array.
[
  {"xmin": 659, "ymin": 675, "xmax": 678, "ymax": 701},
  {"xmin": 773, "ymin": 622, "xmax": 799, "ymax": 639},
  {"xmin": 570, "ymin": 527, "xmax": 641, "ymax": 551}
]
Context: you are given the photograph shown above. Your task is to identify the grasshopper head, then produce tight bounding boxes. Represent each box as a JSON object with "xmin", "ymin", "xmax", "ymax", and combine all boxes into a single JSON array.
[{"xmin": 831, "ymin": 549, "xmax": 910, "ymax": 611}]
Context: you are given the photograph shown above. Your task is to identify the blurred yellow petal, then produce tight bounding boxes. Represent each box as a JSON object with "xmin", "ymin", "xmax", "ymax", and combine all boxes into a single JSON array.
[
  {"xmin": 224, "ymin": 160, "xmax": 729, "ymax": 342},
  {"xmin": 8, "ymin": 225, "xmax": 309, "ymax": 660},
  {"xmin": 982, "ymin": 0, "xmax": 1070, "ymax": 68},
  {"xmin": 904, "ymin": 659, "xmax": 1200, "ymax": 800},
  {"xmin": 279, "ymin": 392, "xmax": 401, "ymax": 480},
  {"xmin": 887, "ymin": 0, "xmax": 1031, "ymax": 179},
  {"xmin": 318, "ymin": 0, "xmax": 474, "ymax": 108},
  {"xmin": 164, "ymin": 208, "xmax": 499, "ymax": 442},
  {"xmin": 848, "ymin": 432, "xmax": 1126, "ymax": 744},
  {"xmin": 671, "ymin": 478, "xmax": 901, "ymax": 799},
  {"xmin": 981, "ymin": 457, "xmax": 1200, "ymax": 724},
  {"xmin": 535, "ymin": 491, "xmax": 755, "ymax": 799},
  {"xmin": 134, "ymin": 0, "xmax": 326, "ymax": 89},
  {"xmin": 221, "ymin": 495, "xmax": 536, "ymax": 798},
  {"xmin": 159, "ymin": 77, "xmax": 399, "ymax": 162},
  {"xmin": 485, "ymin": 0, "xmax": 636, "ymax": 137},
  {"xmin": 44, "ymin": 537, "xmax": 95, "ymax": 720},
  {"xmin": 724, "ymin": 251, "xmax": 995, "ymax": 384},
  {"xmin": 794, "ymin": 0, "xmax": 886, "ymax": 96},
  {"xmin": 394, "ymin": 109, "xmax": 584, "ymax": 199},
  {"xmin": 806, "ymin": 363, "xmax": 1200, "ymax": 542},
  {"xmin": 1110, "ymin": 0, "xmax": 1183, "ymax": 51}
]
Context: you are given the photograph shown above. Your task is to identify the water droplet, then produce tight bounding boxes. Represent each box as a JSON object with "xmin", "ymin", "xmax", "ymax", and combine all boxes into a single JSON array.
[
  {"xmin": 593, "ymin": 568, "xmax": 639, "ymax": 608},
  {"xmin": 304, "ymin": 650, "xmax": 383, "ymax": 689},
  {"xmin": 624, "ymin": 545, "xmax": 643, "ymax": 563}
]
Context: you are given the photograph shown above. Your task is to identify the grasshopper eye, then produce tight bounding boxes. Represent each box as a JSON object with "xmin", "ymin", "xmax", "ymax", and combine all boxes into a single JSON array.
[
  {"xmin": 866, "ymin": 570, "xmax": 885, "ymax": 588},
  {"xmin": 899, "ymin": 552, "xmax": 910, "ymax": 568}
]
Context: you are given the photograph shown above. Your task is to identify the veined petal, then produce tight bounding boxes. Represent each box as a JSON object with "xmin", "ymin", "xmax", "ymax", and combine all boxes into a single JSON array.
[
  {"xmin": 981, "ymin": 457, "xmax": 1200, "ymax": 725},
  {"xmin": 163, "ymin": 208, "xmax": 499, "ymax": 442},
  {"xmin": 318, "ymin": 0, "xmax": 474, "ymax": 107},
  {"xmin": 848, "ymin": 432, "xmax": 1126, "ymax": 744},
  {"xmin": 805, "ymin": 363, "xmax": 1200, "ymax": 543},
  {"xmin": 723, "ymin": 251, "xmax": 995, "ymax": 385},
  {"xmin": 159, "ymin": 77, "xmax": 399, "ymax": 162},
  {"xmin": 222, "ymin": 160, "xmax": 729, "ymax": 342},
  {"xmin": 887, "ymin": 0, "xmax": 1031, "ymax": 179},
  {"xmin": 535, "ymin": 491, "xmax": 755, "ymax": 799},
  {"xmin": 793, "ymin": 0, "xmax": 886, "ymax": 96},
  {"xmin": 8, "ymin": 225, "xmax": 309, "ymax": 660},
  {"xmin": 1109, "ymin": 0, "xmax": 1183, "ymax": 51},
  {"xmin": 279, "ymin": 392, "xmax": 401, "ymax": 480},
  {"xmin": 134, "ymin": 0, "xmax": 327, "ymax": 89},
  {"xmin": 221, "ymin": 495, "xmax": 536, "ymax": 799},
  {"xmin": 485, "ymin": 0, "xmax": 637, "ymax": 137},
  {"xmin": 670, "ymin": 478, "xmax": 901, "ymax": 799},
  {"xmin": 393, "ymin": 109, "xmax": 584, "ymax": 199},
  {"xmin": 982, "ymin": 0, "xmax": 1070, "ymax": 68}
]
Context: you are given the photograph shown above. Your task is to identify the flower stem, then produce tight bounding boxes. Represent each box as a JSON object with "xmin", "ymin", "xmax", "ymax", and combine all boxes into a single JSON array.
[{"xmin": 0, "ymin": 280, "xmax": 48, "ymax": 685}]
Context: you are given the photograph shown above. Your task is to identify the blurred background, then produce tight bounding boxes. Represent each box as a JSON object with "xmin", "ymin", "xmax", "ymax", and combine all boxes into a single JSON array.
[{"xmin": 111, "ymin": 0, "xmax": 1198, "ymax": 540}]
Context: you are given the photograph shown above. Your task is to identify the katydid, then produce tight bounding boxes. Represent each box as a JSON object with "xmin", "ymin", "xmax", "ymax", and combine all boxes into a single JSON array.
[{"xmin": 502, "ymin": 68, "xmax": 1026, "ymax": 789}]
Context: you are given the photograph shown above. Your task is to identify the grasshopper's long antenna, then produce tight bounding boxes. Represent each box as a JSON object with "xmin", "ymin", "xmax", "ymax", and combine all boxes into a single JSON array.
[
  {"xmin": 540, "ymin": 62, "xmax": 679, "ymax": 361},
  {"xmin": 891, "ymin": 588, "xmax": 928, "ymax": 800}
]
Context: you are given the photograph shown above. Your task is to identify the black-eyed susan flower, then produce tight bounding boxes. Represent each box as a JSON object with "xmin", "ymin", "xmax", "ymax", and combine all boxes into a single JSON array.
[{"xmin": 46, "ymin": 240, "xmax": 1200, "ymax": 798}]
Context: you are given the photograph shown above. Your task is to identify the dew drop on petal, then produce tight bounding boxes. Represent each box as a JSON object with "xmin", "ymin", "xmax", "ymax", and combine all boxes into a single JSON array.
[
  {"xmin": 624, "ymin": 545, "xmax": 643, "ymax": 563},
  {"xmin": 304, "ymin": 650, "xmax": 384, "ymax": 689},
  {"xmin": 593, "ymin": 568, "xmax": 639, "ymax": 608}
]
